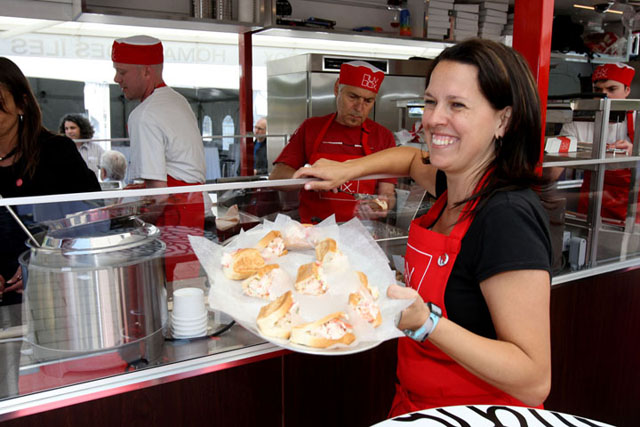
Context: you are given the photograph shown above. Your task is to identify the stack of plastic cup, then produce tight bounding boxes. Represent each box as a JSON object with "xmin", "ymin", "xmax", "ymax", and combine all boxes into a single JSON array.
[{"xmin": 171, "ymin": 288, "xmax": 208, "ymax": 338}]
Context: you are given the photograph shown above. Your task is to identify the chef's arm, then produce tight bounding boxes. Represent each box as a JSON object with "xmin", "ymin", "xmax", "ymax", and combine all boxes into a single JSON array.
[
  {"xmin": 269, "ymin": 163, "xmax": 305, "ymax": 191},
  {"xmin": 269, "ymin": 163, "xmax": 295, "ymax": 180},
  {"xmin": 294, "ymin": 146, "xmax": 437, "ymax": 196},
  {"xmin": 611, "ymin": 138, "xmax": 633, "ymax": 155},
  {"xmin": 393, "ymin": 269, "xmax": 551, "ymax": 406}
]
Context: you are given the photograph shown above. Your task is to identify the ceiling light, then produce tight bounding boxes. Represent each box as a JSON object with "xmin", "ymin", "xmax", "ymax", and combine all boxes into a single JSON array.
[{"xmin": 573, "ymin": 3, "xmax": 624, "ymax": 14}]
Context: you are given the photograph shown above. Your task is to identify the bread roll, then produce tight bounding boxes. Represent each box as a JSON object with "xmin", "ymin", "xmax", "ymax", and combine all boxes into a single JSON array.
[
  {"xmin": 290, "ymin": 312, "xmax": 355, "ymax": 348},
  {"xmin": 283, "ymin": 224, "xmax": 313, "ymax": 250},
  {"xmin": 255, "ymin": 230, "xmax": 288, "ymax": 259},
  {"xmin": 315, "ymin": 238, "xmax": 338, "ymax": 262},
  {"xmin": 294, "ymin": 262, "xmax": 327, "ymax": 295},
  {"xmin": 315, "ymin": 238, "xmax": 349, "ymax": 271},
  {"xmin": 371, "ymin": 198, "xmax": 388, "ymax": 211},
  {"xmin": 256, "ymin": 291, "xmax": 296, "ymax": 339},
  {"xmin": 349, "ymin": 292, "xmax": 382, "ymax": 328},
  {"xmin": 355, "ymin": 271, "xmax": 379, "ymax": 300},
  {"xmin": 221, "ymin": 248, "xmax": 265, "ymax": 280},
  {"xmin": 242, "ymin": 264, "xmax": 281, "ymax": 300}
]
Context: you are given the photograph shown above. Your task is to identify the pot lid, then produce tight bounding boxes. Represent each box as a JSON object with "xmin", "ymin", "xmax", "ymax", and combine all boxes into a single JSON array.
[
  {"xmin": 43, "ymin": 200, "xmax": 150, "ymax": 231},
  {"xmin": 38, "ymin": 216, "xmax": 159, "ymax": 255}
]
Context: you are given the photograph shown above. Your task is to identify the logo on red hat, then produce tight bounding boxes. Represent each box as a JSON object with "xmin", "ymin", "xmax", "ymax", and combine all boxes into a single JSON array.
[
  {"xmin": 361, "ymin": 74, "xmax": 380, "ymax": 91},
  {"xmin": 339, "ymin": 60, "xmax": 385, "ymax": 94},
  {"xmin": 592, "ymin": 63, "xmax": 635, "ymax": 86}
]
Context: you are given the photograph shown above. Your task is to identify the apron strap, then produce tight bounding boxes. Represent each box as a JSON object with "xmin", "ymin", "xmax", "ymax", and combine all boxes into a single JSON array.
[
  {"xmin": 310, "ymin": 113, "xmax": 372, "ymax": 157},
  {"xmin": 420, "ymin": 168, "xmax": 494, "ymax": 241},
  {"xmin": 627, "ymin": 111, "xmax": 635, "ymax": 144}
]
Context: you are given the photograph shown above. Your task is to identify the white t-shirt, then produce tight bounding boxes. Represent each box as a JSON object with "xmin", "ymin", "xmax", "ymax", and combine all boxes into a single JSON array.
[
  {"xmin": 559, "ymin": 117, "xmax": 632, "ymax": 145},
  {"xmin": 128, "ymin": 86, "xmax": 206, "ymax": 184}
]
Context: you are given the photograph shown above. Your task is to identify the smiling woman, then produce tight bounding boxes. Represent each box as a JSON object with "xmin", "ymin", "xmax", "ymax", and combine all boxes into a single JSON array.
[
  {"xmin": 294, "ymin": 38, "xmax": 553, "ymax": 415},
  {"xmin": 0, "ymin": 57, "xmax": 100, "ymax": 306}
]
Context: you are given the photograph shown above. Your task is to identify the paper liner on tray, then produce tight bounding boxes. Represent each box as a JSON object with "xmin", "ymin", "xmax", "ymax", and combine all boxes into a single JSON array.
[{"xmin": 189, "ymin": 214, "xmax": 412, "ymax": 353}]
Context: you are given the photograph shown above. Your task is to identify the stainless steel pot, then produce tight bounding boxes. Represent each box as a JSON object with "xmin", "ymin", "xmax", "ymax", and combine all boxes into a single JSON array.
[{"xmin": 20, "ymin": 214, "xmax": 167, "ymax": 364}]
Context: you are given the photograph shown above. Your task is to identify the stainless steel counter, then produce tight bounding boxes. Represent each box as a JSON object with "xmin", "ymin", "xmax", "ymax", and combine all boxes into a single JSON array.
[{"xmin": 0, "ymin": 307, "xmax": 279, "ymax": 420}]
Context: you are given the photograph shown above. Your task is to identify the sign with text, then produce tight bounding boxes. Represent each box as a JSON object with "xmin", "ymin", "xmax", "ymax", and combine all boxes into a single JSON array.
[{"xmin": 374, "ymin": 405, "xmax": 613, "ymax": 427}]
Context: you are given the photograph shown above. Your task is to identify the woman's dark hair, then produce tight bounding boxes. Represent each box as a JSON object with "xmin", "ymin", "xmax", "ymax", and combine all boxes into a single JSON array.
[
  {"xmin": 0, "ymin": 57, "xmax": 45, "ymax": 179},
  {"xmin": 58, "ymin": 113, "xmax": 95, "ymax": 139},
  {"xmin": 424, "ymin": 38, "xmax": 544, "ymax": 213}
]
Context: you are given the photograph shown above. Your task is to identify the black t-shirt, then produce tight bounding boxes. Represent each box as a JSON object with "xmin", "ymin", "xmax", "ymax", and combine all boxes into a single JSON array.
[
  {"xmin": 0, "ymin": 132, "xmax": 100, "ymax": 198},
  {"xmin": 0, "ymin": 131, "xmax": 100, "ymax": 300},
  {"xmin": 435, "ymin": 171, "xmax": 552, "ymax": 339}
]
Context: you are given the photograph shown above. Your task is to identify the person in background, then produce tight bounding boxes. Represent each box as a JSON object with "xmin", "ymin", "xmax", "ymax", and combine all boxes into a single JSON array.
[
  {"xmin": 269, "ymin": 61, "xmax": 396, "ymax": 223},
  {"xmin": 0, "ymin": 57, "xmax": 100, "ymax": 302},
  {"xmin": 558, "ymin": 63, "xmax": 636, "ymax": 222},
  {"xmin": 253, "ymin": 117, "xmax": 268, "ymax": 175},
  {"xmin": 295, "ymin": 39, "xmax": 552, "ymax": 414},
  {"xmin": 99, "ymin": 150, "xmax": 127, "ymax": 183},
  {"xmin": 58, "ymin": 113, "xmax": 104, "ymax": 178},
  {"xmin": 111, "ymin": 35, "xmax": 206, "ymax": 282}
]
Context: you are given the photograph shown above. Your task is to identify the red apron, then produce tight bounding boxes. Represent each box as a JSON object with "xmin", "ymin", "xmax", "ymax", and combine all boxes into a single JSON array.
[
  {"xmin": 389, "ymin": 178, "xmax": 536, "ymax": 417},
  {"xmin": 155, "ymin": 175, "xmax": 204, "ymax": 283},
  {"xmin": 299, "ymin": 113, "xmax": 377, "ymax": 223},
  {"xmin": 578, "ymin": 112, "xmax": 638, "ymax": 222}
]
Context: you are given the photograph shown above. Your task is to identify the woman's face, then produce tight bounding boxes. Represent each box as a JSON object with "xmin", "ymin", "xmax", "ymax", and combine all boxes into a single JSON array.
[
  {"xmin": 0, "ymin": 85, "xmax": 22, "ymax": 146},
  {"xmin": 422, "ymin": 60, "xmax": 509, "ymax": 179},
  {"xmin": 64, "ymin": 121, "xmax": 81, "ymax": 139}
]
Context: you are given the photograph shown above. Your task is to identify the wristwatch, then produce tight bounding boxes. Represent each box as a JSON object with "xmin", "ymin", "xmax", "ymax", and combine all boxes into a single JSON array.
[{"xmin": 403, "ymin": 302, "xmax": 442, "ymax": 342}]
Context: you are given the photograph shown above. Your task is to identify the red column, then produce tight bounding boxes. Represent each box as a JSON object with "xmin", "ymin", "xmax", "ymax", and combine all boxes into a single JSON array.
[
  {"xmin": 512, "ymin": 0, "xmax": 554, "ymax": 168},
  {"xmin": 239, "ymin": 32, "xmax": 254, "ymax": 176}
]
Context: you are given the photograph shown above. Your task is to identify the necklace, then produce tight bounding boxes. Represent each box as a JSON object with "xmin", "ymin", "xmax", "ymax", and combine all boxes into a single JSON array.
[{"xmin": 0, "ymin": 146, "xmax": 18, "ymax": 161}]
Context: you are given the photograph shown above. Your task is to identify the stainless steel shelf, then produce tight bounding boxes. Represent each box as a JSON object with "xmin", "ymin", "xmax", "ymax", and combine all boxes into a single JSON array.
[{"xmin": 255, "ymin": 25, "xmax": 453, "ymax": 49}]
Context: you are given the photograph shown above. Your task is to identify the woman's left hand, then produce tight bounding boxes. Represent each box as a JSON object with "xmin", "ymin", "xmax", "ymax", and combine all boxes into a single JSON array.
[
  {"xmin": 3, "ymin": 266, "xmax": 24, "ymax": 294},
  {"xmin": 387, "ymin": 284, "xmax": 430, "ymax": 331}
]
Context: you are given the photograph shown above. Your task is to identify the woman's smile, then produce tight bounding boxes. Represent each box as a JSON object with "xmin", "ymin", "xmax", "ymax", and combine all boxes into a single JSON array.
[{"xmin": 430, "ymin": 133, "xmax": 459, "ymax": 147}]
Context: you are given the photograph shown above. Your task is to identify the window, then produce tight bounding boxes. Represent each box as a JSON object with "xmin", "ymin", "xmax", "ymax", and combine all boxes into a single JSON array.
[{"xmin": 222, "ymin": 115, "xmax": 234, "ymax": 150}]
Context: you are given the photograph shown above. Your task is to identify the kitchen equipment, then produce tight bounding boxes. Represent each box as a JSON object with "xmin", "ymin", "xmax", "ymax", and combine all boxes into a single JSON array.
[
  {"xmin": 20, "ymin": 212, "xmax": 167, "ymax": 365},
  {"xmin": 267, "ymin": 54, "xmax": 432, "ymax": 172}
]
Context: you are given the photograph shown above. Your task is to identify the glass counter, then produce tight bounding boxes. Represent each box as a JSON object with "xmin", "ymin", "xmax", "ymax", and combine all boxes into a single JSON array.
[
  {"xmin": 0, "ymin": 176, "xmax": 417, "ymax": 419},
  {"xmin": 1, "ymin": 164, "xmax": 640, "ymax": 420}
]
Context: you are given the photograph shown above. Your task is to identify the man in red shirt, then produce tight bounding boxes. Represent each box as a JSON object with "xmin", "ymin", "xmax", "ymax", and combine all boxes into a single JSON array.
[{"xmin": 270, "ymin": 61, "xmax": 396, "ymax": 223}]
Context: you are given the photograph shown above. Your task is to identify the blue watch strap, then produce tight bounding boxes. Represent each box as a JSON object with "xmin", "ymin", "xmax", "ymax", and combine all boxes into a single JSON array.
[
  {"xmin": 403, "ymin": 302, "xmax": 442, "ymax": 342},
  {"xmin": 403, "ymin": 314, "xmax": 432, "ymax": 342}
]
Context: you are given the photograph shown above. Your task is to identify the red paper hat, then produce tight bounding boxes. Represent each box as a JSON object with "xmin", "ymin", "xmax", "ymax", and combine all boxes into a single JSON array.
[
  {"xmin": 112, "ymin": 35, "xmax": 164, "ymax": 65},
  {"xmin": 339, "ymin": 61, "xmax": 385, "ymax": 93},
  {"xmin": 592, "ymin": 63, "xmax": 635, "ymax": 86}
]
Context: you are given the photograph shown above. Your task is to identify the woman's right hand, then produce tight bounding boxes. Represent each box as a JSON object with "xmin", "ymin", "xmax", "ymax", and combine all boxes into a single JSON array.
[{"xmin": 293, "ymin": 158, "xmax": 355, "ymax": 192}]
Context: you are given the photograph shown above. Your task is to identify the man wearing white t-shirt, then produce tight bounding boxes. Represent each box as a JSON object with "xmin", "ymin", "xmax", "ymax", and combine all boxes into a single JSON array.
[{"xmin": 112, "ymin": 35, "xmax": 206, "ymax": 282}]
